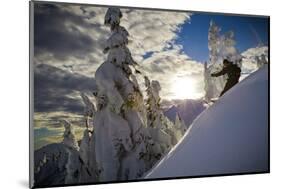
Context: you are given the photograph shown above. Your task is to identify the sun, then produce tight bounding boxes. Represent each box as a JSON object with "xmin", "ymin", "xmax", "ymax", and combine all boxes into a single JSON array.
[{"xmin": 171, "ymin": 77, "xmax": 202, "ymax": 99}]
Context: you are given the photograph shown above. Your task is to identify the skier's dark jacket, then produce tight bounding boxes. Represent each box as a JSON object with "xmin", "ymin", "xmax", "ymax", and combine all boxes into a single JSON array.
[{"xmin": 211, "ymin": 63, "xmax": 241, "ymax": 81}]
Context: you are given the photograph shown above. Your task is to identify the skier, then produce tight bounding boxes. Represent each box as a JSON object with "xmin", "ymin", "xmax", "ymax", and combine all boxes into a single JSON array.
[{"xmin": 211, "ymin": 59, "xmax": 241, "ymax": 96}]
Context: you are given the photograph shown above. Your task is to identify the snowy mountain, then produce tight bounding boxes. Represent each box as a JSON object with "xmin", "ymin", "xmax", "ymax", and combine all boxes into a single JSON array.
[
  {"xmin": 164, "ymin": 99, "xmax": 206, "ymax": 128},
  {"xmin": 145, "ymin": 65, "xmax": 268, "ymax": 179}
]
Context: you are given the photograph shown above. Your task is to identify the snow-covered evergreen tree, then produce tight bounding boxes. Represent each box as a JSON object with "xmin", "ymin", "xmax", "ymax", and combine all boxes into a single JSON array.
[
  {"xmin": 61, "ymin": 119, "xmax": 79, "ymax": 150},
  {"xmin": 174, "ymin": 113, "xmax": 187, "ymax": 139},
  {"xmin": 144, "ymin": 76, "xmax": 187, "ymax": 153},
  {"xmin": 255, "ymin": 54, "xmax": 268, "ymax": 68},
  {"xmin": 80, "ymin": 92, "xmax": 96, "ymax": 130},
  {"xmin": 78, "ymin": 129, "xmax": 98, "ymax": 183},
  {"xmin": 205, "ymin": 21, "xmax": 242, "ymax": 101},
  {"xmin": 34, "ymin": 7, "xmax": 189, "ymax": 185},
  {"xmin": 204, "ymin": 61, "xmax": 213, "ymax": 101},
  {"xmin": 144, "ymin": 76, "xmax": 171, "ymax": 156},
  {"xmin": 92, "ymin": 7, "xmax": 155, "ymax": 181},
  {"xmin": 208, "ymin": 20, "xmax": 221, "ymax": 65},
  {"xmin": 34, "ymin": 120, "xmax": 82, "ymax": 186},
  {"xmin": 77, "ymin": 92, "xmax": 99, "ymax": 183},
  {"xmin": 89, "ymin": 7, "xmax": 188, "ymax": 181}
]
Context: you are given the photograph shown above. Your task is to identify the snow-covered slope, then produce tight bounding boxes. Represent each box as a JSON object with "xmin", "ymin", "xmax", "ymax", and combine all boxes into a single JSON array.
[{"xmin": 145, "ymin": 65, "xmax": 269, "ymax": 178}]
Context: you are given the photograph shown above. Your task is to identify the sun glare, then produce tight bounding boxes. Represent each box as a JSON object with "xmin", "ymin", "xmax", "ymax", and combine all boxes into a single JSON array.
[{"xmin": 171, "ymin": 77, "xmax": 202, "ymax": 100}]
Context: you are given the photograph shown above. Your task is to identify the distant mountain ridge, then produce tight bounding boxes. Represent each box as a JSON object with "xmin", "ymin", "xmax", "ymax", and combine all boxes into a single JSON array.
[{"xmin": 164, "ymin": 99, "xmax": 206, "ymax": 128}]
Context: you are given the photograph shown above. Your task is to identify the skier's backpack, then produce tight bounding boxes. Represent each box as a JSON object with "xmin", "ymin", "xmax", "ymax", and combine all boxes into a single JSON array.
[
  {"xmin": 233, "ymin": 64, "xmax": 241, "ymax": 78},
  {"xmin": 228, "ymin": 64, "xmax": 241, "ymax": 79}
]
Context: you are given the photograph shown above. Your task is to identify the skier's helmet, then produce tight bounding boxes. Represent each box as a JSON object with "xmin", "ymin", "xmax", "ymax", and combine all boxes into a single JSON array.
[{"xmin": 223, "ymin": 59, "xmax": 232, "ymax": 66}]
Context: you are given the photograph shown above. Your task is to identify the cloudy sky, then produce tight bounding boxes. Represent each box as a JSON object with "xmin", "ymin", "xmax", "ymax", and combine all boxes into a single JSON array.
[{"xmin": 32, "ymin": 2, "xmax": 268, "ymax": 149}]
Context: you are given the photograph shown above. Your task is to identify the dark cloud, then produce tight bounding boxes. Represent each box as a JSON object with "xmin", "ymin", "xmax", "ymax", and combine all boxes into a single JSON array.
[
  {"xmin": 34, "ymin": 3, "xmax": 105, "ymax": 60},
  {"xmin": 34, "ymin": 63, "xmax": 97, "ymax": 113}
]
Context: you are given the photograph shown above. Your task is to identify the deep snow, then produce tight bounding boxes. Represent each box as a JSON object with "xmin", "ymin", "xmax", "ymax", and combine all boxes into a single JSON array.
[{"xmin": 145, "ymin": 65, "xmax": 269, "ymax": 178}]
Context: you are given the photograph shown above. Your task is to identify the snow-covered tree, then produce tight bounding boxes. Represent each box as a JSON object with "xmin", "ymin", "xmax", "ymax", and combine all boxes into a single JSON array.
[
  {"xmin": 78, "ymin": 92, "xmax": 99, "ymax": 183},
  {"xmin": 144, "ymin": 76, "xmax": 171, "ymax": 156},
  {"xmin": 208, "ymin": 21, "xmax": 241, "ymax": 64},
  {"xmin": 80, "ymin": 92, "xmax": 96, "ymax": 130},
  {"xmin": 205, "ymin": 21, "xmax": 242, "ymax": 101},
  {"xmin": 61, "ymin": 119, "xmax": 79, "ymax": 150},
  {"xmin": 204, "ymin": 61, "xmax": 213, "ymax": 101},
  {"xmin": 34, "ymin": 7, "xmax": 189, "ymax": 185},
  {"xmin": 90, "ymin": 7, "xmax": 188, "ymax": 181},
  {"xmin": 144, "ymin": 76, "xmax": 187, "ymax": 154},
  {"xmin": 240, "ymin": 46, "xmax": 268, "ymax": 74},
  {"xmin": 174, "ymin": 114, "xmax": 187, "ymax": 137},
  {"xmin": 92, "ymin": 7, "xmax": 154, "ymax": 181},
  {"xmin": 208, "ymin": 20, "xmax": 221, "ymax": 65},
  {"xmin": 255, "ymin": 54, "xmax": 268, "ymax": 68},
  {"xmin": 78, "ymin": 129, "xmax": 98, "ymax": 183},
  {"xmin": 34, "ymin": 121, "xmax": 82, "ymax": 186}
]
